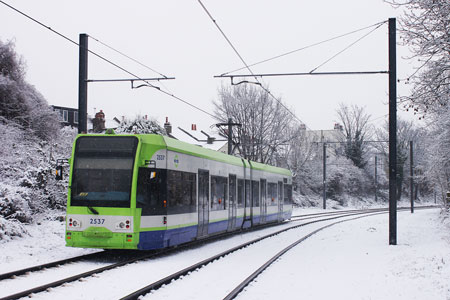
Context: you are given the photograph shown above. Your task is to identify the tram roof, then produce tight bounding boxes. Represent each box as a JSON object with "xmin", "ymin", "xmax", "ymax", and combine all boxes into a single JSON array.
[{"xmin": 141, "ymin": 134, "xmax": 291, "ymax": 177}]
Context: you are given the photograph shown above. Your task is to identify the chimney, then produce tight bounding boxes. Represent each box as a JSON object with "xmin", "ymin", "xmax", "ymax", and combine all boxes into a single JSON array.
[
  {"xmin": 334, "ymin": 123, "xmax": 343, "ymax": 131},
  {"xmin": 299, "ymin": 124, "xmax": 306, "ymax": 130},
  {"xmin": 93, "ymin": 109, "xmax": 106, "ymax": 132},
  {"xmin": 191, "ymin": 124, "xmax": 197, "ymax": 131},
  {"xmin": 164, "ymin": 117, "xmax": 172, "ymax": 134}
]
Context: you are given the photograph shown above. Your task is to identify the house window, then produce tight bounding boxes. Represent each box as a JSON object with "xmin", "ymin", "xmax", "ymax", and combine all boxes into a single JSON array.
[
  {"xmin": 74, "ymin": 111, "xmax": 79, "ymax": 124},
  {"xmin": 62, "ymin": 110, "xmax": 68, "ymax": 122}
]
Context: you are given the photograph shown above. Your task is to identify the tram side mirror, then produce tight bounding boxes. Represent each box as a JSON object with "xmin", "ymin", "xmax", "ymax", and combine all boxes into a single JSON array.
[{"xmin": 55, "ymin": 165, "xmax": 63, "ymax": 180}]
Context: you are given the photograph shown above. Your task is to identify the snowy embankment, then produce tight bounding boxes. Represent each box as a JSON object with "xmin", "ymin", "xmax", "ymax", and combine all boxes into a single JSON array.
[
  {"xmin": 239, "ymin": 207, "xmax": 450, "ymax": 300},
  {"xmin": 0, "ymin": 205, "xmax": 448, "ymax": 299}
]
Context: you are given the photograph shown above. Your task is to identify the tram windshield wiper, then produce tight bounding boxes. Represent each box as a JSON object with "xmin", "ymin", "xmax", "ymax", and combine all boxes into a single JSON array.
[{"xmin": 88, "ymin": 206, "xmax": 99, "ymax": 215}]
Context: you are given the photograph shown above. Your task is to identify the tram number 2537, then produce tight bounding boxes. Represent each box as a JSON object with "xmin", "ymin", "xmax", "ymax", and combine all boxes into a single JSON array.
[{"xmin": 90, "ymin": 218, "xmax": 105, "ymax": 225}]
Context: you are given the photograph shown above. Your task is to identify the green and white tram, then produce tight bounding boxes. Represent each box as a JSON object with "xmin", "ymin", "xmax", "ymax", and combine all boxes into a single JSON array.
[{"xmin": 64, "ymin": 133, "xmax": 293, "ymax": 250}]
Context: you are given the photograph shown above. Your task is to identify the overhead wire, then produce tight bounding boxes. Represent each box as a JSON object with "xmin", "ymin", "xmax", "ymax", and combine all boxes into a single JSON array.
[
  {"xmin": 88, "ymin": 35, "xmax": 174, "ymax": 93},
  {"xmin": 309, "ymin": 22, "xmax": 386, "ymax": 73},
  {"xmin": 197, "ymin": 0, "xmax": 307, "ymax": 127},
  {"xmin": 220, "ymin": 20, "xmax": 388, "ymax": 76},
  {"xmin": 88, "ymin": 35, "xmax": 169, "ymax": 79},
  {"xmin": 0, "ymin": 0, "xmax": 78, "ymax": 47},
  {"xmin": 198, "ymin": 1, "xmax": 382, "ymax": 162},
  {"xmin": 0, "ymin": 0, "xmax": 215, "ymax": 118}
]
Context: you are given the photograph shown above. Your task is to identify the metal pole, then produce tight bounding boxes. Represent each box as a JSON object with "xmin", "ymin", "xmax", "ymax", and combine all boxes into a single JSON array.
[
  {"xmin": 410, "ymin": 141, "xmax": 414, "ymax": 213},
  {"xmin": 388, "ymin": 18, "xmax": 397, "ymax": 245},
  {"xmin": 323, "ymin": 143, "xmax": 327, "ymax": 209},
  {"xmin": 78, "ymin": 33, "xmax": 88, "ymax": 134},
  {"xmin": 228, "ymin": 118, "xmax": 233, "ymax": 155},
  {"xmin": 375, "ymin": 156, "xmax": 378, "ymax": 202}
]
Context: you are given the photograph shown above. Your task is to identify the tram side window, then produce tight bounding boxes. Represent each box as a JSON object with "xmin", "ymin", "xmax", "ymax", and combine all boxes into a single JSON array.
[
  {"xmin": 137, "ymin": 168, "xmax": 167, "ymax": 215},
  {"xmin": 167, "ymin": 170, "xmax": 197, "ymax": 214},
  {"xmin": 245, "ymin": 180, "xmax": 251, "ymax": 207},
  {"xmin": 284, "ymin": 184, "xmax": 293, "ymax": 205},
  {"xmin": 211, "ymin": 176, "xmax": 227, "ymax": 211},
  {"xmin": 267, "ymin": 183, "xmax": 278, "ymax": 206},
  {"xmin": 237, "ymin": 179, "xmax": 245, "ymax": 208},
  {"xmin": 252, "ymin": 181, "xmax": 259, "ymax": 207}
]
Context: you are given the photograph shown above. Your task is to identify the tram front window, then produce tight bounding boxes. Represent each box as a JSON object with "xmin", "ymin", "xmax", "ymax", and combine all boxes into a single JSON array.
[{"xmin": 70, "ymin": 136, "xmax": 138, "ymax": 208}]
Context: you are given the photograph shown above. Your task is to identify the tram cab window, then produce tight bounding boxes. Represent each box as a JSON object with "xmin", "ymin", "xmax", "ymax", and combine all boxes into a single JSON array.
[
  {"xmin": 267, "ymin": 183, "xmax": 278, "ymax": 206},
  {"xmin": 211, "ymin": 176, "xmax": 227, "ymax": 211},
  {"xmin": 70, "ymin": 136, "xmax": 138, "ymax": 208},
  {"xmin": 137, "ymin": 168, "xmax": 167, "ymax": 215},
  {"xmin": 237, "ymin": 179, "xmax": 244, "ymax": 208}
]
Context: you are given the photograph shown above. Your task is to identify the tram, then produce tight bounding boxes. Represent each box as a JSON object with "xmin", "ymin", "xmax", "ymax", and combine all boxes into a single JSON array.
[{"xmin": 62, "ymin": 133, "xmax": 293, "ymax": 250}]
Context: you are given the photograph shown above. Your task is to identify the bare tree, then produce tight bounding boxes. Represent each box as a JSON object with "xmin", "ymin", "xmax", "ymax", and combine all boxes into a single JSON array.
[
  {"xmin": 388, "ymin": 0, "xmax": 449, "ymax": 200},
  {"xmin": 389, "ymin": 0, "xmax": 449, "ymax": 116},
  {"xmin": 335, "ymin": 103, "xmax": 372, "ymax": 168},
  {"xmin": 213, "ymin": 84, "xmax": 296, "ymax": 165},
  {"xmin": 282, "ymin": 126, "xmax": 321, "ymax": 194},
  {"xmin": 423, "ymin": 109, "xmax": 450, "ymax": 202}
]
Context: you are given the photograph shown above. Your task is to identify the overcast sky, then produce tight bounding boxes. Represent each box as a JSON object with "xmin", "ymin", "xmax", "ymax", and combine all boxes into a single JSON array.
[{"xmin": 2, "ymin": 0, "xmax": 417, "ymax": 131}]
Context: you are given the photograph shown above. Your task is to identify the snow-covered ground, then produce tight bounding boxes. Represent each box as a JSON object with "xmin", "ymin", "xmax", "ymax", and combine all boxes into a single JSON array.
[
  {"xmin": 0, "ymin": 205, "xmax": 448, "ymax": 299},
  {"xmin": 239, "ymin": 207, "xmax": 450, "ymax": 300}
]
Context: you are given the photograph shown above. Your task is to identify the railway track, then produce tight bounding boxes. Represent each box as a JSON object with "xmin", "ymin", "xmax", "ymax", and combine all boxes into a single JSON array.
[
  {"xmin": 0, "ymin": 251, "xmax": 109, "ymax": 281},
  {"xmin": 0, "ymin": 206, "xmax": 434, "ymax": 300},
  {"xmin": 120, "ymin": 206, "xmax": 435, "ymax": 300},
  {"xmin": 0, "ymin": 208, "xmax": 373, "ymax": 282},
  {"xmin": 0, "ymin": 207, "xmax": 401, "ymax": 281}
]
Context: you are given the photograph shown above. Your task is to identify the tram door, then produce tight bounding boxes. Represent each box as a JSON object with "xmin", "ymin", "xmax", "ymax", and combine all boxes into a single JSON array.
[
  {"xmin": 277, "ymin": 181, "xmax": 284, "ymax": 222},
  {"xmin": 227, "ymin": 175, "xmax": 237, "ymax": 231},
  {"xmin": 197, "ymin": 170, "xmax": 210, "ymax": 237},
  {"xmin": 260, "ymin": 179, "xmax": 267, "ymax": 224}
]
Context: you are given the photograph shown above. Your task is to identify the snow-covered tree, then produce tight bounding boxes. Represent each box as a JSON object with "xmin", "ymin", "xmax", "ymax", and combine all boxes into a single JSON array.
[
  {"xmin": 388, "ymin": 1, "xmax": 449, "ymax": 201},
  {"xmin": 326, "ymin": 156, "xmax": 374, "ymax": 205},
  {"xmin": 335, "ymin": 103, "xmax": 373, "ymax": 169},
  {"xmin": 0, "ymin": 39, "xmax": 59, "ymax": 140},
  {"xmin": 375, "ymin": 118, "xmax": 429, "ymax": 200},
  {"xmin": 114, "ymin": 115, "xmax": 167, "ymax": 135},
  {"xmin": 281, "ymin": 126, "xmax": 320, "ymax": 194},
  {"xmin": 0, "ymin": 39, "xmax": 25, "ymax": 82},
  {"xmin": 389, "ymin": 0, "xmax": 449, "ymax": 116},
  {"xmin": 422, "ymin": 107, "xmax": 450, "ymax": 202},
  {"xmin": 0, "ymin": 39, "xmax": 74, "ymax": 239}
]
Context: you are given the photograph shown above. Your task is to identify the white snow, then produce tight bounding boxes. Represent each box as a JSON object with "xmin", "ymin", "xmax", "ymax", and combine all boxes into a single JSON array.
[
  {"xmin": 0, "ymin": 212, "xmax": 98, "ymax": 273},
  {"xmin": 0, "ymin": 206, "xmax": 448, "ymax": 300},
  {"xmin": 237, "ymin": 207, "xmax": 450, "ymax": 300}
]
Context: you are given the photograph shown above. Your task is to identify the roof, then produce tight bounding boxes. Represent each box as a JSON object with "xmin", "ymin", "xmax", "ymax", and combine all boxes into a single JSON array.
[{"xmin": 168, "ymin": 125, "xmax": 228, "ymax": 153}]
